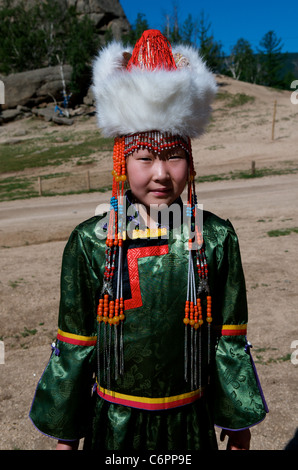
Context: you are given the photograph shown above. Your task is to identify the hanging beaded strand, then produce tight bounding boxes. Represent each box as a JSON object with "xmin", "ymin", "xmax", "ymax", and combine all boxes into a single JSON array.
[
  {"xmin": 183, "ymin": 140, "xmax": 200, "ymax": 390},
  {"xmin": 96, "ymin": 136, "xmax": 126, "ymax": 388},
  {"xmin": 112, "ymin": 137, "xmax": 126, "ymax": 379},
  {"xmin": 183, "ymin": 138, "xmax": 212, "ymax": 391}
]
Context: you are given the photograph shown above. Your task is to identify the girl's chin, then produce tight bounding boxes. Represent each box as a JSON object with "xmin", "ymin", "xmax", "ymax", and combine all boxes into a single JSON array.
[
  {"xmin": 143, "ymin": 197, "xmax": 174, "ymax": 208},
  {"xmin": 130, "ymin": 191, "xmax": 180, "ymax": 209}
]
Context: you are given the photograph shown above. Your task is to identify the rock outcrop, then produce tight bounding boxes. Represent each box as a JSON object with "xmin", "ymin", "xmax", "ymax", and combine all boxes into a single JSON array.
[
  {"xmin": 0, "ymin": 0, "xmax": 130, "ymax": 40},
  {"xmin": 0, "ymin": 0, "xmax": 130, "ymax": 112},
  {"xmin": 1, "ymin": 65, "xmax": 73, "ymax": 110}
]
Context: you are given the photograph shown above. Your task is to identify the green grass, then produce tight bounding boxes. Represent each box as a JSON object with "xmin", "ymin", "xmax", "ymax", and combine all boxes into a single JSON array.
[
  {"xmin": 196, "ymin": 165, "xmax": 298, "ymax": 183},
  {"xmin": 254, "ymin": 346, "xmax": 293, "ymax": 365},
  {"xmin": 0, "ymin": 134, "xmax": 114, "ymax": 173},
  {"xmin": 216, "ymin": 92, "xmax": 255, "ymax": 108},
  {"xmin": 21, "ymin": 326, "xmax": 37, "ymax": 337},
  {"xmin": 267, "ymin": 227, "xmax": 298, "ymax": 237},
  {"xmin": 0, "ymin": 176, "xmax": 38, "ymax": 201},
  {"xmin": 8, "ymin": 278, "xmax": 25, "ymax": 288},
  {"xmin": 0, "ymin": 131, "xmax": 114, "ymax": 201}
]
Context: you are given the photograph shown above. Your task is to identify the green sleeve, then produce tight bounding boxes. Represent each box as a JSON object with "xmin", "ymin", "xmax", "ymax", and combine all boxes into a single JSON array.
[
  {"xmin": 210, "ymin": 221, "xmax": 268, "ymax": 430},
  {"xmin": 29, "ymin": 226, "xmax": 101, "ymax": 440}
]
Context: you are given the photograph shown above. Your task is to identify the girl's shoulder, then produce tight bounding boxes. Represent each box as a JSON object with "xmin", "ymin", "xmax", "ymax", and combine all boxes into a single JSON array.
[
  {"xmin": 202, "ymin": 210, "xmax": 238, "ymax": 243},
  {"xmin": 203, "ymin": 209, "xmax": 234, "ymax": 230},
  {"xmin": 65, "ymin": 213, "xmax": 110, "ymax": 253}
]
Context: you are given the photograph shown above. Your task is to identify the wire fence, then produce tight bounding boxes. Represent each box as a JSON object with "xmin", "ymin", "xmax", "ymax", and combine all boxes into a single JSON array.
[{"xmin": 36, "ymin": 169, "xmax": 113, "ymax": 196}]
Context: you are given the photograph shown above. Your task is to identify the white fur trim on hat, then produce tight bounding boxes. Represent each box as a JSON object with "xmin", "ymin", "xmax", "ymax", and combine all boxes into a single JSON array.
[{"xmin": 92, "ymin": 41, "xmax": 217, "ymax": 139}]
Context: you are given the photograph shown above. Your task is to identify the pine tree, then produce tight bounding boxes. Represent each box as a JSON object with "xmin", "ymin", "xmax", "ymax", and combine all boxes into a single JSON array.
[
  {"xmin": 226, "ymin": 38, "xmax": 258, "ymax": 83},
  {"xmin": 257, "ymin": 30, "xmax": 284, "ymax": 88},
  {"xmin": 196, "ymin": 11, "xmax": 223, "ymax": 72}
]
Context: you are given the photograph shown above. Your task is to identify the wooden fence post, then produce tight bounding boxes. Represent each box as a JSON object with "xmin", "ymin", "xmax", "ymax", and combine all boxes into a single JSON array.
[
  {"xmin": 86, "ymin": 170, "xmax": 90, "ymax": 191},
  {"xmin": 38, "ymin": 176, "xmax": 42, "ymax": 196},
  {"xmin": 272, "ymin": 100, "xmax": 277, "ymax": 141}
]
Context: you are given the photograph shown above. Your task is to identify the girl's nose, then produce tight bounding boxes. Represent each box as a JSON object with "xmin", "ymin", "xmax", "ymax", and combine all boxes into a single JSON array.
[{"xmin": 152, "ymin": 160, "xmax": 170, "ymax": 181}]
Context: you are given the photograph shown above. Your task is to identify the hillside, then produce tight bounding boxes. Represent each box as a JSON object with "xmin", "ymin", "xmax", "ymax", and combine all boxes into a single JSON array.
[{"xmin": 1, "ymin": 73, "xmax": 297, "ymax": 207}]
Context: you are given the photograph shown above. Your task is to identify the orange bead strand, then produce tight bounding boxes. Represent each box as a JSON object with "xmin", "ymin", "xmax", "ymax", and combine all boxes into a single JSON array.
[
  {"xmin": 97, "ymin": 298, "xmax": 103, "ymax": 323},
  {"xmin": 183, "ymin": 300, "xmax": 190, "ymax": 325},
  {"xmin": 189, "ymin": 301, "xmax": 195, "ymax": 326},
  {"xmin": 206, "ymin": 295, "xmax": 212, "ymax": 323}
]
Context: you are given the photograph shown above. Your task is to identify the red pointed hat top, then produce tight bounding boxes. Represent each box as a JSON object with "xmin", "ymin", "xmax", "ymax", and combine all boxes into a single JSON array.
[{"xmin": 126, "ymin": 29, "xmax": 177, "ymax": 71}]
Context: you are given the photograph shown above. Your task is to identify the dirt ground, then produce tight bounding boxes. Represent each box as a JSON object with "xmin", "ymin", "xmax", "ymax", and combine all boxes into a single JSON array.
[{"xmin": 0, "ymin": 75, "xmax": 298, "ymax": 451}]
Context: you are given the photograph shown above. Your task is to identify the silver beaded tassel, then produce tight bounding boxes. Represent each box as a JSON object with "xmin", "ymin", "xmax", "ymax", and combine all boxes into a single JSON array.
[
  {"xmin": 96, "ymin": 204, "xmax": 126, "ymax": 390},
  {"xmin": 124, "ymin": 131, "xmax": 190, "ymax": 157},
  {"xmin": 184, "ymin": 249, "xmax": 201, "ymax": 391}
]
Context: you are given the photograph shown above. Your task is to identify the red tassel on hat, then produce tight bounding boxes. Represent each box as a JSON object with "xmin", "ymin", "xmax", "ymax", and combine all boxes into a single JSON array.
[{"xmin": 126, "ymin": 29, "xmax": 177, "ymax": 71}]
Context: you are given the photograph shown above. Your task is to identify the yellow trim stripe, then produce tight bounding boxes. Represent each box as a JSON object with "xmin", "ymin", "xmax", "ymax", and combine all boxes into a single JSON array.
[
  {"xmin": 57, "ymin": 328, "xmax": 97, "ymax": 346},
  {"xmin": 97, "ymin": 385, "xmax": 203, "ymax": 410},
  {"xmin": 221, "ymin": 324, "xmax": 247, "ymax": 335},
  {"xmin": 131, "ymin": 227, "xmax": 168, "ymax": 239}
]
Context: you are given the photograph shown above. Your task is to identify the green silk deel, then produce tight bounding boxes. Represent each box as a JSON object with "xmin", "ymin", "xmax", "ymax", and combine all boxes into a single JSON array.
[{"xmin": 29, "ymin": 204, "xmax": 268, "ymax": 449}]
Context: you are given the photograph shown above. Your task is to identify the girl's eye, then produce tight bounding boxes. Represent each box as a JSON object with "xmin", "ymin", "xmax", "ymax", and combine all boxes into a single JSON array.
[{"xmin": 168, "ymin": 155, "xmax": 184, "ymax": 160}]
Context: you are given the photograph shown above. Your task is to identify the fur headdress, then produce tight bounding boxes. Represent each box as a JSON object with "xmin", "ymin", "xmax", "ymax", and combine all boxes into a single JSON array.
[{"xmin": 92, "ymin": 29, "xmax": 217, "ymax": 139}]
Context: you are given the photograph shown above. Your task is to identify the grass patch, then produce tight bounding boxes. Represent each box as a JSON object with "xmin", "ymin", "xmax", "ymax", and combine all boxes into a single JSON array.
[
  {"xmin": 21, "ymin": 326, "xmax": 37, "ymax": 337},
  {"xmin": 216, "ymin": 92, "xmax": 255, "ymax": 108},
  {"xmin": 267, "ymin": 227, "xmax": 298, "ymax": 237},
  {"xmin": 0, "ymin": 134, "xmax": 114, "ymax": 173},
  {"xmin": 254, "ymin": 346, "xmax": 292, "ymax": 365},
  {"xmin": 196, "ymin": 165, "xmax": 298, "ymax": 184},
  {"xmin": 0, "ymin": 176, "xmax": 38, "ymax": 201},
  {"xmin": 8, "ymin": 278, "xmax": 25, "ymax": 288},
  {"xmin": 0, "ymin": 173, "xmax": 113, "ymax": 202}
]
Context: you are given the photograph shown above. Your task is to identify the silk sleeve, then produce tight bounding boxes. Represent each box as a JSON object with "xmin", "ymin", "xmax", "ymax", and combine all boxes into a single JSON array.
[
  {"xmin": 210, "ymin": 221, "xmax": 268, "ymax": 430},
  {"xmin": 29, "ymin": 227, "xmax": 100, "ymax": 441}
]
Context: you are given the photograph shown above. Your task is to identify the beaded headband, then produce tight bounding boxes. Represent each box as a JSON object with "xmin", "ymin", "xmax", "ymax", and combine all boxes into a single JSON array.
[
  {"xmin": 124, "ymin": 132, "xmax": 191, "ymax": 158},
  {"xmin": 93, "ymin": 30, "xmax": 216, "ymax": 392}
]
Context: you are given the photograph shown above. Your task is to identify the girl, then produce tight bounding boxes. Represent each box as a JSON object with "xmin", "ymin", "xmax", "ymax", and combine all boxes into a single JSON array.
[{"xmin": 30, "ymin": 30, "xmax": 268, "ymax": 451}]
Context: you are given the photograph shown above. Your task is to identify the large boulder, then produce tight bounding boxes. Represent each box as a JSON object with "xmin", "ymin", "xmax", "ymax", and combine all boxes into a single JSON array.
[
  {"xmin": 0, "ymin": 65, "xmax": 73, "ymax": 110},
  {"xmin": 0, "ymin": 0, "xmax": 130, "ymax": 40},
  {"xmin": 0, "ymin": 1, "xmax": 131, "ymax": 111}
]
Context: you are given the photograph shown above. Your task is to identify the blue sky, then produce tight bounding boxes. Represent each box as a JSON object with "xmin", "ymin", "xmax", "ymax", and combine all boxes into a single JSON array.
[{"xmin": 120, "ymin": 0, "xmax": 298, "ymax": 54}]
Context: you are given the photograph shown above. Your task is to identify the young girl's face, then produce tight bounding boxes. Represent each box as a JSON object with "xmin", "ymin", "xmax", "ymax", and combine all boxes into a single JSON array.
[{"xmin": 126, "ymin": 146, "xmax": 188, "ymax": 209}]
